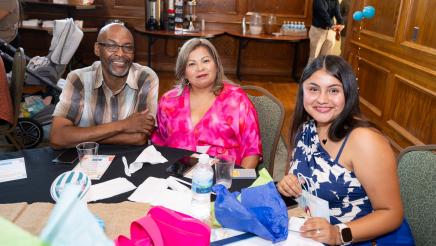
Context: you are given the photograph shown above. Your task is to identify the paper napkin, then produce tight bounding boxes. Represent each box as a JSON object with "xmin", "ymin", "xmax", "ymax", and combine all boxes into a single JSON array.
[
  {"xmin": 85, "ymin": 177, "xmax": 136, "ymax": 202},
  {"xmin": 128, "ymin": 177, "xmax": 192, "ymax": 215},
  {"xmin": 135, "ymin": 145, "xmax": 168, "ymax": 164}
]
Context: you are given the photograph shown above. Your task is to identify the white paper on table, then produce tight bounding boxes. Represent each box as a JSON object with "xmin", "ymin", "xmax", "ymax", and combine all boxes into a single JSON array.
[
  {"xmin": 85, "ymin": 177, "xmax": 136, "ymax": 202},
  {"xmin": 283, "ymin": 231, "xmax": 323, "ymax": 246},
  {"xmin": 211, "ymin": 228, "xmax": 323, "ymax": 246},
  {"xmin": 135, "ymin": 145, "xmax": 168, "ymax": 164},
  {"xmin": 128, "ymin": 177, "xmax": 192, "ymax": 215},
  {"xmin": 288, "ymin": 216, "xmax": 306, "ymax": 232},
  {"xmin": 0, "ymin": 157, "xmax": 27, "ymax": 183},
  {"xmin": 74, "ymin": 155, "xmax": 115, "ymax": 180}
]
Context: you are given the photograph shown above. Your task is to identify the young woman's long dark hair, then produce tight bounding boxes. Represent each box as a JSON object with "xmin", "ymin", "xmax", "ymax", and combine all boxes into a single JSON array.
[{"xmin": 290, "ymin": 55, "xmax": 374, "ymax": 146}]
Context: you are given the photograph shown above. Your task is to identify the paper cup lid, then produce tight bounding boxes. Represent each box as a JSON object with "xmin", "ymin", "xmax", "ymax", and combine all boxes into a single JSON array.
[{"xmin": 50, "ymin": 170, "xmax": 91, "ymax": 202}]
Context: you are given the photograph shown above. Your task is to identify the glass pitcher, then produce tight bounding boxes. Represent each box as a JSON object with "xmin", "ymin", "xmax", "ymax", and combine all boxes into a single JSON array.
[{"xmin": 249, "ymin": 12, "xmax": 263, "ymax": 35}]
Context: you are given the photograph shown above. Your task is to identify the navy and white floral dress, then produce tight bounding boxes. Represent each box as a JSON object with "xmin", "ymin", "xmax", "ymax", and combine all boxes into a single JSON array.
[{"xmin": 289, "ymin": 120, "xmax": 414, "ymax": 245}]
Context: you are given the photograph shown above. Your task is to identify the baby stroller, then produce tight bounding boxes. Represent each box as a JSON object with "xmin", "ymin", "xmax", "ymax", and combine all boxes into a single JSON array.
[{"xmin": 0, "ymin": 18, "xmax": 83, "ymax": 149}]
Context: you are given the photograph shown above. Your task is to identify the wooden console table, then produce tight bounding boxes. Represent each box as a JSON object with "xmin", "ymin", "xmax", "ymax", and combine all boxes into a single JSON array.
[
  {"xmin": 134, "ymin": 26, "xmax": 225, "ymax": 68},
  {"xmin": 134, "ymin": 26, "xmax": 308, "ymax": 81},
  {"xmin": 226, "ymin": 31, "xmax": 308, "ymax": 81}
]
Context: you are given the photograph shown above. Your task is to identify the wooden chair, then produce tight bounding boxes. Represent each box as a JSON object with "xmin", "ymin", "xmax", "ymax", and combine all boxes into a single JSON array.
[
  {"xmin": 242, "ymin": 85, "xmax": 285, "ymax": 176},
  {"xmin": 0, "ymin": 48, "xmax": 26, "ymax": 150},
  {"xmin": 397, "ymin": 144, "xmax": 436, "ymax": 246}
]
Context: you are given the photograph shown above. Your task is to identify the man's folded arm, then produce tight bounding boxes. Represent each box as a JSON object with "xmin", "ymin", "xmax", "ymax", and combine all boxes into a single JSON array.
[
  {"xmin": 100, "ymin": 132, "xmax": 148, "ymax": 146},
  {"xmin": 50, "ymin": 116, "xmax": 128, "ymax": 149}
]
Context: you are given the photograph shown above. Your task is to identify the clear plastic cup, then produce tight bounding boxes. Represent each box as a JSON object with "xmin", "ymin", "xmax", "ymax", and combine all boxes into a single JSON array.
[
  {"xmin": 214, "ymin": 154, "xmax": 235, "ymax": 189},
  {"xmin": 76, "ymin": 142, "xmax": 99, "ymax": 178}
]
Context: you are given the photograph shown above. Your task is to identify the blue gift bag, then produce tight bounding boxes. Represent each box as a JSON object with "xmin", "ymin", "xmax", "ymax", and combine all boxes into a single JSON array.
[{"xmin": 212, "ymin": 181, "xmax": 288, "ymax": 243}]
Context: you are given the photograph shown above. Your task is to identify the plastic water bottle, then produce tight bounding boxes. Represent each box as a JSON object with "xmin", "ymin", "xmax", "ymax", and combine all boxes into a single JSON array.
[
  {"xmin": 174, "ymin": 0, "xmax": 184, "ymax": 34},
  {"xmin": 191, "ymin": 153, "xmax": 213, "ymax": 222}
]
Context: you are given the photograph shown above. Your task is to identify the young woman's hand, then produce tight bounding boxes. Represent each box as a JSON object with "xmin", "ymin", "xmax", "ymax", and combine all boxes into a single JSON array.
[
  {"xmin": 277, "ymin": 174, "xmax": 303, "ymax": 197},
  {"xmin": 300, "ymin": 217, "xmax": 342, "ymax": 245}
]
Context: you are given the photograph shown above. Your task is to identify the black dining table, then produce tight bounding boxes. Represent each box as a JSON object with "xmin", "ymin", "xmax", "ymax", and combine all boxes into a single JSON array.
[{"xmin": 0, "ymin": 144, "xmax": 261, "ymax": 204}]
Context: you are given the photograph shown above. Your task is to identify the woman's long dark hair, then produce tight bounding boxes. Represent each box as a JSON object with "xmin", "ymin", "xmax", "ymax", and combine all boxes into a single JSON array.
[{"xmin": 290, "ymin": 55, "xmax": 374, "ymax": 146}]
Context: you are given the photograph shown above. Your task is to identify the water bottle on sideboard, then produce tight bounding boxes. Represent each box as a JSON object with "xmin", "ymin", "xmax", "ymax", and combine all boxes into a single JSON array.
[{"xmin": 174, "ymin": 0, "xmax": 184, "ymax": 34}]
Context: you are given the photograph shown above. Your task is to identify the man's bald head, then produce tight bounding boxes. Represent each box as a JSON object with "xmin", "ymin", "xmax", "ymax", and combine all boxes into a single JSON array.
[
  {"xmin": 94, "ymin": 23, "xmax": 135, "ymax": 80},
  {"xmin": 97, "ymin": 23, "xmax": 134, "ymax": 44}
]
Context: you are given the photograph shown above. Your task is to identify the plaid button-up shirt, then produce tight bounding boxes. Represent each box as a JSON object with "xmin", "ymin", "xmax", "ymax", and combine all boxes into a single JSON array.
[{"xmin": 53, "ymin": 61, "xmax": 159, "ymax": 127}]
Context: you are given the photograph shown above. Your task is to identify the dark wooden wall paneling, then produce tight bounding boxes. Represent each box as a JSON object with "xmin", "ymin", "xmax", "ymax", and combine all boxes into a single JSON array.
[
  {"xmin": 345, "ymin": 0, "xmax": 436, "ymax": 150},
  {"xmin": 20, "ymin": 0, "xmax": 312, "ymax": 77}
]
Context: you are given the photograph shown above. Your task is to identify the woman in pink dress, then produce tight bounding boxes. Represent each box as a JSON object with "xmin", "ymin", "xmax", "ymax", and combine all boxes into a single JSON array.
[{"xmin": 151, "ymin": 38, "xmax": 261, "ymax": 168}]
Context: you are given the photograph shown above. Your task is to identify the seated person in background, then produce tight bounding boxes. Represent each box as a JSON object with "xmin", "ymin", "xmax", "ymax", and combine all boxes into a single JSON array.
[
  {"xmin": 50, "ymin": 23, "xmax": 158, "ymax": 149},
  {"xmin": 277, "ymin": 55, "xmax": 414, "ymax": 245},
  {"xmin": 0, "ymin": 0, "xmax": 20, "ymax": 72},
  {"xmin": 0, "ymin": 57, "xmax": 13, "ymax": 125},
  {"xmin": 152, "ymin": 38, "xmax": 261, "ymax": 169}
]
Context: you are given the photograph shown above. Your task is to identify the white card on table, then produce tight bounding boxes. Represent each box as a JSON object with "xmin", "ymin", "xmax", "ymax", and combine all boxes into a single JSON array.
[
  {"xmin": 232, "ymin": 169, "xmax": 256, "ymax": 179},
  {"xmin": 0, "ymin": 157, "xmax": 27, "ymax": 183},
  {"xmin": 73, "ymin": 155, "xmax": 115, "ymax": 180}
]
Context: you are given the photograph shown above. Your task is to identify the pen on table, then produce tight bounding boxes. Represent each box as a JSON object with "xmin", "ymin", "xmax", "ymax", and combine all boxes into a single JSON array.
[
  {"xmin": 171, "ymin": 176, "xmax": 216, "ymax": 195},
  {"xmin": 172, "ymin": 176, "xmax": 191, "ymax": 186},
  {"xmin": 305, "ymin": 206, "xmax": 312, "ymax": 217}
]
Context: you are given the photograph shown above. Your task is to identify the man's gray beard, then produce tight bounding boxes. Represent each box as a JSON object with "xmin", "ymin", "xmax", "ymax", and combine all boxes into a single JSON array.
[{"xmin": 109, "ymin": 61, "xmax": 132, "ymax": 77}]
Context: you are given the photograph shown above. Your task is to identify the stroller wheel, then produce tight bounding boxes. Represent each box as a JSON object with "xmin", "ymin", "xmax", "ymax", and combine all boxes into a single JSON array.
[{"xmin": 14, "ymin": 118, "xmax": 44, "ymax": 149}]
